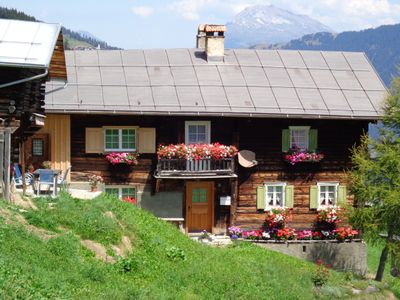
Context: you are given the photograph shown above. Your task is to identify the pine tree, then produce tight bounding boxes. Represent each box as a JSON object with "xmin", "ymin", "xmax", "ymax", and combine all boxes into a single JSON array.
[{"xmin": 349, "ymin": 78, "xmax": 400, "ymax": 281}]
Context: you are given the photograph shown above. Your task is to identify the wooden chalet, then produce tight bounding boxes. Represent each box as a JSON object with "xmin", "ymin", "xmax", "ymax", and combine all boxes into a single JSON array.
[
  {"xmin": 0, "ymin": 19, "xmax": 66, "ymax": 199},
  {"xmin": 36, "ymin": 25, "xmax": 386, "ymax": 233}
]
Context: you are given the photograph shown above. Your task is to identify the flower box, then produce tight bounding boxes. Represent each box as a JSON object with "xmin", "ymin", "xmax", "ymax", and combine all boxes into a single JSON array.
[
  {"xmin": 157, "ymin": 143, "xmax": 238, "ymax": 160},
  {"xmin": 105, "ymin": 152, "xmax": 139, "ymax": 165},
  {"xmin": 283, "ymin": 148, "xmax": 324, "ymax": 165}
]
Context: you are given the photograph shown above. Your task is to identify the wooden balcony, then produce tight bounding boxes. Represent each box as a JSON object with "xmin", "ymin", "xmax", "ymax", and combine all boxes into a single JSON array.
[{"xmin": 155, "ymin": 158, "xmax": 236, "ymax": 178}]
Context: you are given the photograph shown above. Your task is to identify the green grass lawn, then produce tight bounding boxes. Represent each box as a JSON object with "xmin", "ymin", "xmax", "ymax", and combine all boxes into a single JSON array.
[{"xmin": 0, "ymin": 192, "xmax": 397, "ymax": 299}]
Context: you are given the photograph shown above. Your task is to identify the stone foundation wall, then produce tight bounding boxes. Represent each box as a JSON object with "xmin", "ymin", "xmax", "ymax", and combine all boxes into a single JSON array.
[{"xmin": 253, "ymin": 240, "xmax": 367, "ymax": 276}]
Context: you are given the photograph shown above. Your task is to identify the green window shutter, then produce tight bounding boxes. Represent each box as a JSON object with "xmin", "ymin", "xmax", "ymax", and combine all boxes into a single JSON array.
[
  {"xmin": 309, "ymin": 129, "xmax": 318, "ymax": 152},
  {"xmin": 337, "ymin": 185, "xmax": 347, "ymax": 206},
  {"xmin": 282, "ymin": 129, "xmax": 290, "ymax": 152},
  {"xmin": 256, "ymin": 186, "xmax": 266, "ymax": 210},
  {"xmin": 310, "ymin": 186, "xmax": 318, "ymax": 209},
  {"xmin": 285, "ymin": 185, "xmax": 294, "ymax": 208}
]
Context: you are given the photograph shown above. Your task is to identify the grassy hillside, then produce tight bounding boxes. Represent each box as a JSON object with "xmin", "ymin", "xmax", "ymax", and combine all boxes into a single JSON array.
[{"xmin": 0, "ymin": 193, "xmax": 397, "ymax": 299}]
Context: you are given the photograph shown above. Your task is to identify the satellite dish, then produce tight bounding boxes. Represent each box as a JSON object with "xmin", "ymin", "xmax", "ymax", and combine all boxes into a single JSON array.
[{"xmin": 238, "ymin": 150, "xmax": 258, "ymax": 168}]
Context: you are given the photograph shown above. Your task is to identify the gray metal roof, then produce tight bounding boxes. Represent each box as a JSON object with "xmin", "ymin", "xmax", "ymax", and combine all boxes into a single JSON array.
[
  {"xmin": 0, "ymin": 19, "xmax": 61, "ymax": 69},
  {"xmin": 45, "ymin": 49, "xmax": 387, "ymax": 119}
]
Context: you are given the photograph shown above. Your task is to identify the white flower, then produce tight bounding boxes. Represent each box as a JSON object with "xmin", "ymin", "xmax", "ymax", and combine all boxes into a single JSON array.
[{"xmin": 262, "ymin": 232, "xmax": 270, "ymax": 239}]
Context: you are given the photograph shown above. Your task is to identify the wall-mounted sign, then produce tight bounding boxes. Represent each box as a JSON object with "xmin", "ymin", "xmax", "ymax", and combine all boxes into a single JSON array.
[{"xmin": 220, "ymin": 196, "xmax": 231, "ymax": 206}]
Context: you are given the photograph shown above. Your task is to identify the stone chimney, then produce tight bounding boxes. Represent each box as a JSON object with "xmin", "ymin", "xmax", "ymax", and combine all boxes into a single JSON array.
[
  {"xmin": 201, "ymin": 24, "xmax": 226, "ymax": 62},
  {"xmin": 196, "ymin": 24, "xmax": 206, "ymax": 49}
]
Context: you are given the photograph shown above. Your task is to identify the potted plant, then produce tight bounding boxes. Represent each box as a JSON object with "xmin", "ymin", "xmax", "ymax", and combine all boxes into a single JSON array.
[
  {"xmin": 88, "ymin": 174, "xmax": 103, "ymax": 192},
  {"xmin": 42, "ymin": 161, "xmax": 52, "ymax": 169}
]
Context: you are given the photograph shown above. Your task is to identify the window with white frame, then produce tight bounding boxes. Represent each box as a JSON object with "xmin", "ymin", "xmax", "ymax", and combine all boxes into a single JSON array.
[
  {"xmin": 105, "ymin": 186, "xmax": 136, "ymax": 200},
  {"xmin": 185, "ymin": 121, "xmax": 210, "ymax": 144},
  {"xmin": 265, "ymin": 183, "xmax": 286, "ymax": 209},
  {"xmin": 289, "ymin": 126, "xmax": 310, "ymax": 151},
  {"xmin": 104, "ymin": 128, "xmax": 136, "ymax": 151},
  {"xmin": 318, "ymin": 182, "xmax": 339, "ymax": 207}
]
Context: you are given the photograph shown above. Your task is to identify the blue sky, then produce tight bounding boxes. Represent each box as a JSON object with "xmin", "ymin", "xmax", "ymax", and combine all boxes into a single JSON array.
[{"xmin": 2, "ymin": 0, "xmax": 400, "ymax": 49}]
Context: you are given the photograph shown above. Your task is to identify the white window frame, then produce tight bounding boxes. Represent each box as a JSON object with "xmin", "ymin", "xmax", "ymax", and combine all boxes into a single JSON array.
[
  {"xmin": 104, "ymin": 185, "xmax": 137, "ymax": 199},
  {"xmin": 317, "ymin": 182, "xmax": 339, "ymax": 208},
  {"xmin": 289, "ymin": 126, "xmax": 310, "ymax": 151},
  {"xmin": 103, "ymin": 127, "xmax": 137, "ymax": 152},
  {"xmin": 264, "ymin": 182, "xmax": 286, "ymax": 210},
  {"xmin": 185, "ymin": 121, "xmax": 211, "ymax": 144}
]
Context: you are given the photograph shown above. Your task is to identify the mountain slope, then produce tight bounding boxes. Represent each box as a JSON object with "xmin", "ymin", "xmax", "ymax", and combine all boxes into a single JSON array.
[
  {"xmin": 268, "ymin": 24, "xmax": 400, "ymax": 86},
  {"xmin": 225, "ymin": 4, "xmax": 332, "ymax": 48},
  {"xmin": 0, "ymin": 6, "xmax": 119, "ymax": 50}
]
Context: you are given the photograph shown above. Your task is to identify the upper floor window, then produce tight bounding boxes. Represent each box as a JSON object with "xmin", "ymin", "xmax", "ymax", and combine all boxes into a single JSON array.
[
  {"xmin": 185, "ymin": 121, "xmax": 210, "ymax": 144},
  {"xmin": 289, "ymin": 126, "xmax": 310, "ymax": 151},
  {"xmin": 104, "ymin": 128, "xmax": 136, "ymax": 152},
  {"xmin": 317, "ymin": 182, "xmax": 339, "ymax": 207}
]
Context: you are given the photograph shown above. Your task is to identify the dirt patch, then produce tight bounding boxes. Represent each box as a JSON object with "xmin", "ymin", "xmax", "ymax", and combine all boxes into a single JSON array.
[
  {"xmin": 0, "ymin": 208, "xmax": 56, "ymax": 240},
  {"xmin": 112, "ymin": 236, "xmax": 133, "ymax": 258},
  {"xmin": 10, "ymin": 193, "xmax": 37, "ymax": 210},
  {"xmin": 81, "ymin": 240, "xmax": 115, "ymax": 263}
]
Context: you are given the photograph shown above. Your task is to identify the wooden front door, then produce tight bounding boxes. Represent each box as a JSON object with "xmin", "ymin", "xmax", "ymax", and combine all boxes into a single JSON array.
[
  {"xmin": 25, "ymin": 134, "xmax": 49, "ymax": 169},
  {"xmin": 186, "ymin": 181, "xmax": 214, "ymax": 232}
]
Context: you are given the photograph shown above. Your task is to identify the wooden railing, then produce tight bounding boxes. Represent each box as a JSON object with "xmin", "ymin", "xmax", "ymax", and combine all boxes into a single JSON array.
[{"xmin": 156, "ymin": 158, "xmax": 235, "ymax": 177}]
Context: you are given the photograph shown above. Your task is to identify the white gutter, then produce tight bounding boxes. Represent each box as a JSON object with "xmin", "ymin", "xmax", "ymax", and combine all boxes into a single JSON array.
[{"xmin": 0, "ymin": 69, "xmax": 48, "ymax": 89}]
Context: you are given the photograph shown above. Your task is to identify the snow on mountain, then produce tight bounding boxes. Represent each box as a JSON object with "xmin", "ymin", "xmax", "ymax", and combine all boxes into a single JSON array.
[{"xmin": 225, "ymin": 5, "xmax": 332, "ymax": 48}]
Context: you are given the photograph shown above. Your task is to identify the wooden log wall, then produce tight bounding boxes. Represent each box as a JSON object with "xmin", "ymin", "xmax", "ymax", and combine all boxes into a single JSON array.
[
  {"xmin": 69, "ymin": 114, "xmax": 369, "ymax": 230},
  {"xmin": 236, "ymin": 118, "xmax": 369, "ymax": 230}
]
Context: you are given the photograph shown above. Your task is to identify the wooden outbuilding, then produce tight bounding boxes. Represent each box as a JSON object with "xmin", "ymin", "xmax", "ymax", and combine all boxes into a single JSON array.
[{"xmin": 0, "ymin": 19, "xmax": 66, "ymax": 199}]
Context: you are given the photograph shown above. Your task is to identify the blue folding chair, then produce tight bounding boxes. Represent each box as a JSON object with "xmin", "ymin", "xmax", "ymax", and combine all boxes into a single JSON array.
[
  {"xmin": 12, "ymin": 163, "xmax": 33, "ymax": 188},
  {"xmin": 36, "ymin": 169, "xmax": 55, "ymax": 196}
]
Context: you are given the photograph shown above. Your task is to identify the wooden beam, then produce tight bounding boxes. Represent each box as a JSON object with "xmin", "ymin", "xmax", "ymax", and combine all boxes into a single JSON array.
[
  {"xmin": 21, "ymin": 139, "xmax": 26, "ymax": 194},
  {"xmin": 4, "ymin": 128, "xmax": 11, "ymax": 201},
  {"xmin": 0, "ymin": 132, "xmax": 3, "ymax": 197},
  {"xmin": 230, "ymin": 178, "xmax": 238, "ymax": 227}
]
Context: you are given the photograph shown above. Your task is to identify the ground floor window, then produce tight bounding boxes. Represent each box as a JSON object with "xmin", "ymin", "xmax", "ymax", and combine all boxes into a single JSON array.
[
  {"xmin": 317, "ymin": 182, "xmax": 338, "ymax": 207},
  {"xmin": 265, "ymin": 183, "xmax": 286, "ymax": 209},
  {"xmin": 105, "ymin": 186, "xmax": 136, "ymax": 200}
]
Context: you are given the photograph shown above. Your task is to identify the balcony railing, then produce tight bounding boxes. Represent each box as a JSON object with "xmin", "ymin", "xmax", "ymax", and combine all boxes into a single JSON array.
[{"xmin": 156, "ymin": 158, "xmax": 235, "ymax": 177}]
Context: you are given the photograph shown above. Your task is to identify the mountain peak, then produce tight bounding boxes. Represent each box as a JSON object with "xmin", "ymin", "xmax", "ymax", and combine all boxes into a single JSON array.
[{"xmin": 225, "ymin": 4, "xmax": 332, "ymax": 48}]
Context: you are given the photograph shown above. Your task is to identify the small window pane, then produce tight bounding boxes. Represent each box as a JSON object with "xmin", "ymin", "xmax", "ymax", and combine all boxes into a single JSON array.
[
  {"xmin": 105, "ymin": 188, "xmax": 119, "ymax": 197},
  {"xmin": 32, "ymin": 139, "xmax": 43, "ymax": 156},
  {"xmin": 105, "ymin": 129, "xmax": 119, "ymax": 149},
  {"xmin": 188, "ymin": 125, "xmax": 197, "ymax": 134},
  {"xmin": 197, "ymin": 125, "xmax": 206, "ymax": 134},
  {"xmin": 122, "ymin": 187, "xmax": 136, "ymax": 198},
  {"xmin": 192, "ymin": 188, "xmax": 207, "ymax": 203}
]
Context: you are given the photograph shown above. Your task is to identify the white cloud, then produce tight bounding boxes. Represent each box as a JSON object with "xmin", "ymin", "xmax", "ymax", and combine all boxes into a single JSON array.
[
  {"xmin": 169, "ymin": 0, "xmax": 213, "ymax": 20},
  {"xmin": 344, "ymin": 0, "xmax": 390, "ymax": 16},
  {"xmin": 169, "ymin": 0, "xmax": 270, "ymax": 21},
  {"xmin": 131, "ymin": 6, "xmax": 154, "ymax": 17}
]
